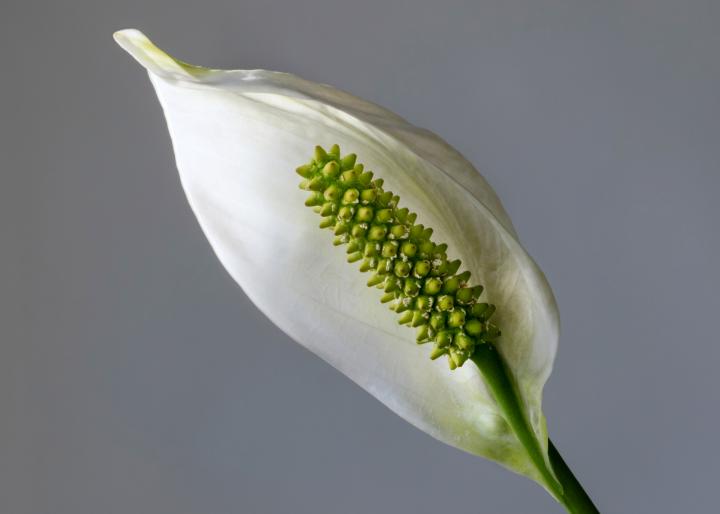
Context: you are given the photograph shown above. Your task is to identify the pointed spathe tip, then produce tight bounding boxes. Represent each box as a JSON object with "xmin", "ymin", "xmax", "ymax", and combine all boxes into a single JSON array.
[{"xmin": 113, "ymin": 29, "xmax": 206, "ymax": 81}]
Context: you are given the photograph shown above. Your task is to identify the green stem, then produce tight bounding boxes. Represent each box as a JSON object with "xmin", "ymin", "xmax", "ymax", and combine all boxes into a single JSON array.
[
  {"xmin": 548, "ymin": 440, "xmax": 599, "ymax": 514},
  {"xmin": 470, "ymin": 344, "xmax": 599, "ymax": 514}
]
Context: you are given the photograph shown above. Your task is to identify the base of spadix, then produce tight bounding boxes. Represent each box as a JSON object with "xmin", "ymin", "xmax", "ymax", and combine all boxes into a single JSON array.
[{"xmin": 471, "ymin": 345, "xmax": 599, "ymax": 514}]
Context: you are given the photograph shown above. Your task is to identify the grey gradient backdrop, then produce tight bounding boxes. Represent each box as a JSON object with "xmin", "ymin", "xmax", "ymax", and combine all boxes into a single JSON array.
[{"xmin": 3, "ymin": 1, "xmax": 719, "ymax": 513}]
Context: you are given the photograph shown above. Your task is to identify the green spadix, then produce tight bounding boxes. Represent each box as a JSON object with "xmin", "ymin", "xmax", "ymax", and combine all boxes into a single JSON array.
[{"xmin": 298, "ymin": 145, "xmax": 499, "ymax": 370}]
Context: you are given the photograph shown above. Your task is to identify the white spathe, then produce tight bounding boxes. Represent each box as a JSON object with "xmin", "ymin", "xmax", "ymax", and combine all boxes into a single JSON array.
[{"xmin": 115, "ymin": 29, "xmax": 560, "ymax": 484}]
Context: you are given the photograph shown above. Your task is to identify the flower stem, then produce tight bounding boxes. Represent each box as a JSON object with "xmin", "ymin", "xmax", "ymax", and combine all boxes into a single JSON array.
[
  {"xmin": 548, "ymin": 439, "xmax": 599, "ymax": 514},
  {"xmin": 470, "ymin": 344, "xmax": 599, "ymax": 513}
]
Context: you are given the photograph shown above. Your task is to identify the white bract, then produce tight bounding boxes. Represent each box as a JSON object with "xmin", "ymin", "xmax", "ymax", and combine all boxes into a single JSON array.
[{"xmin": 115, "ymin": 29, "xmax": 560, "ymax": 485}]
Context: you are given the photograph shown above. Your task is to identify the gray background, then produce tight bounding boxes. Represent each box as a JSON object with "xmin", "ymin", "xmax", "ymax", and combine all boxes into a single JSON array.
[{"xmin": 3, "ymin": 1, "xmax": 719, "ymax": 513}]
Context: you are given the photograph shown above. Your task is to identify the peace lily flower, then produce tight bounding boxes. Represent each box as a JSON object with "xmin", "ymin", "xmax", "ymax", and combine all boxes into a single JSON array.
[{"xmin": 115, "ymin": 29, "xmax": 598, "ymax": 513}]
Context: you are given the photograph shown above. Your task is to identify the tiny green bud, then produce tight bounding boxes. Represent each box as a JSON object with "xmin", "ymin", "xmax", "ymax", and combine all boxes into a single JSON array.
[
  {"xmin": 457, "ymin": 271, "xmax": 471, "ymax": 283},
  {"xmin": 448, "ymin": 309, "xmax": 466, "ymax": 328},
  {"xmin": 394, "ymin": 260, "xmax": 411, "ymax": 278},
  {"xmin": 401, "ymin": 242, "xmax": 417, "ymax": 258},
  {"xmin": 360, "ymin": 189, "xmax": 377, "ymax": 204},
  {"xmin": 341, "ymin": 170, "xmax": 357, "ymax": 182},
  {"xmin": 351, "ymin": 224, "xmax": 367, "ymax": 238},
  {"xmin": 337, "ymin": 206, "xmax": 354, "ymax": 220},
  {"xmin": 431, "ymin": 257, "xmax": 448, "ymax": 275},
  {"xmin": 346, "ymin": 240, "xmax": 360, "ymax": 253},
  {"xmin": 484, "ymin": 323, "xmax": 501, "ymax": 340},
  {"xmin": 384, "ymin": 276, "xmax": 399, "ymax": 293},
  {"xmin": 320, "ymin": 202, "xmax": 336, "ymax": 216},
  {"xmin": 358, "ymin": 171, "xmax": 374, "ymax": 187},
  {"xmin": 429, "ymin": 312, "xmax": 445, "ymax": 330},
  {"xmin": 308, "ymin": 176, "xmax": 324, "ymax": 191},
  {"xmin": 340, "ymin": 153, "xmax": 357, "ymax": 170},
  {"xmin": 343, "ymin": 188, "xmax": 359, "ymax": 204},
  {"xmin": 395, "ymin": 207, "xmax": 409, "ymax": 222},
  {"xmin": 436, "ymin": 331, "xmax": 453, "ymax": 348},
  {"xmin": 334, "ymin": 222, "xmax": 349, "ymax": 235},
  {"xmin": 398, "ymin": 311, "xmax": 414, "ymax": 325},
  {"xmin": 376, "ymin": 258, "xmax": 392, "ymax": 274},
  {"xmin": 394, "ymin": 300, "xmax": 410, "ymax": 313},
  {"xmin": 411, "ymin": 311, "xmax": 426, "ymax": 328},
  {"xmin": 296, "ymin": 164, "xmax": 314, "ymax": 178},
  {"xmin": 471, "ymin": 303, "xmax": 495, "ymax": 320},
  {"xmin": 324, "ymin": 184, "xmax": 342, "ymax": 201},
  {"xmin": 364, "ymin": 244, "xmax": 378, "ymax": 257},
  {"xmin": 389, "ymin": 224, "xmax": 407, "ymax": 239},
  {"xmin": 367, "ymin": 274, "xmax": 384, "ymax": 287},
  {"xmin": 377, "ymin": 191, "xmax": 393, "ymax": 207},
  {"xmin": 418, "ymin": 240, "xmax": 434, "ymax": 256},
  {"xmin": 455, "ymin": 287, "xmax": 474, "ymax": 304},
  {"xmin": 465, "ymin": 318, "xmax": 484, "ymax": 336},
  {"xmin": 403, "ymin": 278, "xmax": 420, "ymax": 296},
  {"xmin": 368, "ymin": 225, "xmax": 388, "ymax": 241},
  {"xmin": 356, "ymin": 206, "xmax": 374, "ymax": 222},
  {"xmin": 314, "ymin": 145, "xmax": 328, "ymax": 163},
  {"xmin": 415, "ymin": 295, "xmax": 433, "ymax": 312},
  {"xmin": 413, "ymin": 260, "xmax": 431, "ymax": 278},
  {"xmin": 455, "ymin": 332, "xmax": 474, "ymax": 351},
  {"xmin": 447, "ymin": 259, "xmax": 462, "ymax": 275},
  {"xmin": 436, "ymin": 295, "xmax": 454, "ymax": 311},
  {"xmin": 380, "ymin": 292, "xmax": 395, "ymax": 303},
  {"xmin": 483, "ymin": 304, "xmax": 496, "ymax": 320},
  {"xmin": 319, "ymin": 216, "xmax": 335, "ymax": 229},
  {"xmin": 430, "ymin": 345, "xmax": 447, "ymax": 360},
  {"xmin": 416, "ymin": 324, "xmax": 430, "ymax": 342},
  {"xmin": 424, "ymin": 277, "xmax": 442, "ymax": 295},
  {"xmin": 443, "ymin": 277, "xmax": 461, "ymax": 294},
  {"xmin": 381, "ymin": 241, "xmax": 398, "ymax": 258},
  {"xmin": 375, "ymin": 209, "xmax": 393, "ymax": 223},
  {"xmin": 451, "ymin": 348, "xmax": 469, "ymax": 367},
  {"xmin": 322, "ymin": 161, "xmax": 340, "ymax": 179}
]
